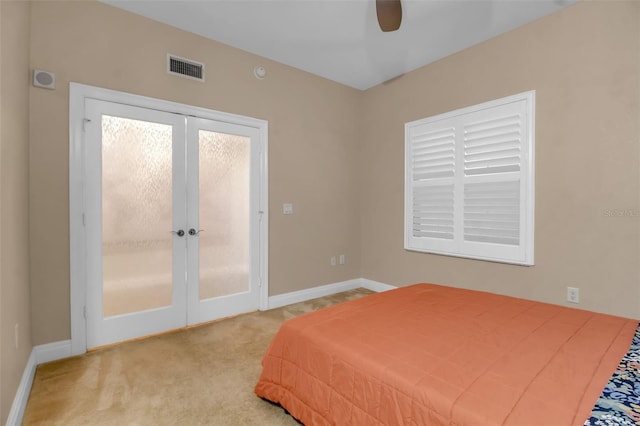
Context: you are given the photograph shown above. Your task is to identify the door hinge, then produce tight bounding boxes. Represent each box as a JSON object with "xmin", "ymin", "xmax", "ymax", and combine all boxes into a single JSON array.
[
  {"xmin": 82, "ymin": 213, "xmax": 86, "ymax": 226},
  {"xmin": 83, "ymin": 306, "xmax": 87, "ymax": 320},
  {"xmin": 82, "ymin": 118, "xmax": 91, "ymax": 132}
]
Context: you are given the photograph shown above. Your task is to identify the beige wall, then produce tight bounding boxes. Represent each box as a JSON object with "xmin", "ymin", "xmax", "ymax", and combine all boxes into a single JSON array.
[
  {"xmin": 0, "ymin": 1, "xmax": 33, "ymax": 423},
  {"xmin": 28, "ymin": 1, "xmax": 362, "ymax": 345},
  {"xmin": 360, "ymin": 0, "xmax": 640, "ymax": 318},
  {"xmin": 24, "ymin": 0, "xmax": 640, "ymax": 349}
]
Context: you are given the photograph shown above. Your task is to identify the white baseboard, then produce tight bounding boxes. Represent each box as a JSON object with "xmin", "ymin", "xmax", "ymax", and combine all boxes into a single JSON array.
[
  {"xmin": 5, "ymin": 351, "xmax": 36, "ymax": 426},
  {"xmin": 267, "ymin": 277, "xmax": 397, "ymax": 310},
  {"xmin": 6, "ymin": 340, "xmax": 73, "ymax": 426},
  {"xmin": 34, "ymin": 340, "xmax": 72, "ymax": 365},
  {"xmin": 267, "ymin": 278, "xmax": 362, "ymax": 310},
  {"xmin": 359, "ymin": 278, "xmax": 397, "ymax": 293}
]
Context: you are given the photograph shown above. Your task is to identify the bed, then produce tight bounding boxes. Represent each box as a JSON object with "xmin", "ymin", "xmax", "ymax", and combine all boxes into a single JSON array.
[{"xmin": 254, "ymin": 284, "xmax": 640, "ymax": 425}]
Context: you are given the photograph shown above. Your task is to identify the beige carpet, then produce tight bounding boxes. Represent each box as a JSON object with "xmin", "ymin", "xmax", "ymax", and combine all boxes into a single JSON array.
[{"xmin": 23, "ymin": 288, "xmax": 373, "ymax": 425}]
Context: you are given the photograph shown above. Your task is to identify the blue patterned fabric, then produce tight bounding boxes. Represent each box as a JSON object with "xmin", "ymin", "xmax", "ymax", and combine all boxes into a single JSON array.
[{"xmin": 585, "ymin": 323, "xmax": 640, "ymax": 426}]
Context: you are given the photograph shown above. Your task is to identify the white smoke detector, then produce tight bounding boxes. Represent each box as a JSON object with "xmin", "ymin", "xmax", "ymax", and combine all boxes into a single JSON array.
[{"xmin": 254, "ymin": 66, "xmax": 266, "ymax": 80}]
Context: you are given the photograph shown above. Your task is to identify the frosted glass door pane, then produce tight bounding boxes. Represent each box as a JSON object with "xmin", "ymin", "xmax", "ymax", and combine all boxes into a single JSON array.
[
  {"xmin": 198, "ymin": 131, "xmax": 250, "ymax": 300},
  {"xmin": 102, "ymin": 115, "xmax": 173, "ymax": 317}
]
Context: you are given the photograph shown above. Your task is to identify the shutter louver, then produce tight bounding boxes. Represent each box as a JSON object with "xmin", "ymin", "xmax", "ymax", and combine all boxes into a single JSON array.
[
  {"xmin": 464, "ymin": 180, "xmax": 520, "ymax": 245},
  {"xmin": 412, "ymin": 127, "xmax": 455, "ymax": 181},
  {"xmin": 413, "ymin": 184, "xmax": 454, "ymax": 239},
  {"xmin": 464, "ymin": 114, "xmax": 521, "ymax": 176}
]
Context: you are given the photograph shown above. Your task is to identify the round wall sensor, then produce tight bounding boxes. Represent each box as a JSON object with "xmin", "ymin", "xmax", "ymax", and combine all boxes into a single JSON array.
[{"xmin": 254, "ymin": 66, "xmax": 266, "ymax": 80}]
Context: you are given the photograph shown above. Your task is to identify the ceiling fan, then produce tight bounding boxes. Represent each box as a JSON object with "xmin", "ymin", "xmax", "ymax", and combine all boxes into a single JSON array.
[{"xmin": 376, "ymin": 0, "xmax": 402, "ymax": 32}]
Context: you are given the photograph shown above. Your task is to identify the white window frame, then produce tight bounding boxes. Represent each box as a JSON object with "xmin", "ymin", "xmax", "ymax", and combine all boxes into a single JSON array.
[{"xmin": 404, "ymin": 91, "xmax": 535, "ymax": 266}]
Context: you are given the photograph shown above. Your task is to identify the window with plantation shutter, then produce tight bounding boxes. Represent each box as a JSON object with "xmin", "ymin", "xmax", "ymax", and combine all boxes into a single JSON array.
[{"xmin": 405, "ymin": 91, "xmax": 534, "ymax": 265}]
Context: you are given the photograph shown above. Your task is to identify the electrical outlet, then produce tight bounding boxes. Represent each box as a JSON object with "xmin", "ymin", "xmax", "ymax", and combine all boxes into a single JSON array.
[
  {"xmin": 330, "ymin": 256, "xmax": 336, "ymax": 266},
  {"xmin": 339, "ymin": 254, "xmax": 345, "ymax": 265},
  {"xmin": 567, "ymin": 287, "xmax": 579, "ymax": 304},
  {"xmin": 14, "ymin": 323, "xmax": 19, "ymax": 349}
]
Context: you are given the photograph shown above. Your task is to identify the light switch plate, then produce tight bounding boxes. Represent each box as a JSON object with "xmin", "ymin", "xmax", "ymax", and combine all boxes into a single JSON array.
[{"xmin": 283, "ymin": 203, "xmax": 293, "ymax": 215}]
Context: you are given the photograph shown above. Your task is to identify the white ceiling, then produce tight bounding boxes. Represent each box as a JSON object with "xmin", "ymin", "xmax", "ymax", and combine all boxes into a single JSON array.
[{"xmin": 102, "ymin": 0, "xmax": 578, "ymax": 90}]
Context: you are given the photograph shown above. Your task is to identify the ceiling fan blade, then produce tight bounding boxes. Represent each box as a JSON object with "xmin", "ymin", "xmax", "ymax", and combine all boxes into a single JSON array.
[{"xmin": 376, "ymin": 0, "xmax": 402, "ymax": 32}]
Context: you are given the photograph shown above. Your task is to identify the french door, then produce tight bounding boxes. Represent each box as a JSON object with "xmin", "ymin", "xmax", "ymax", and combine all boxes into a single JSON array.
[{"xmin": 83, "ymin": 98, "xmax": 262, "ymax": 348}]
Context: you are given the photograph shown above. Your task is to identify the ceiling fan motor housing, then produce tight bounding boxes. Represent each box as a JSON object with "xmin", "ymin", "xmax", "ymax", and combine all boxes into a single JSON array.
[{"xmin": 376, "ymin": 0, "xmax": 402, "ymax": 32}]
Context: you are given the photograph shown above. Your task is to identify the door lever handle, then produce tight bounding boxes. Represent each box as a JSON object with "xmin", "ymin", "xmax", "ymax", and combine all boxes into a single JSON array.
[
  {"xmin": 188, "ymin": 228, "xmax": 204, "ymax": 236},
  {"xmin": 171, "ymin": 229, "xmax": 185, "ymax": 237}
]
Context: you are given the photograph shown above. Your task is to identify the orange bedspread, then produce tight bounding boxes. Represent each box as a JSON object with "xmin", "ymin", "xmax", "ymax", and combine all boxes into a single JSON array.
[{"xmin": 255, "ymin": 284, "xmax": 638, "ymax": 425}]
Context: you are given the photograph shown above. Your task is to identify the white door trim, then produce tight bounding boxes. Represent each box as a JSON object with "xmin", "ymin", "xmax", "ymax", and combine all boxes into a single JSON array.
[{"xmin": 69, "ymin": 82, "xmax": 269, "ymax": 356}]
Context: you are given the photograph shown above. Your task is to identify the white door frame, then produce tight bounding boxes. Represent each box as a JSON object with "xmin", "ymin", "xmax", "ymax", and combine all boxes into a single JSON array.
[{"xmin": 69, "ymin": 82, "xmax": 269, "ymax": 356}]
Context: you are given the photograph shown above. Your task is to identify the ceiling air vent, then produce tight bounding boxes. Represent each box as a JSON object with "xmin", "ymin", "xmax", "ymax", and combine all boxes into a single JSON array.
[{"xmin": 167, "ymin": 54, "xmax": 205, "ymax": 82}]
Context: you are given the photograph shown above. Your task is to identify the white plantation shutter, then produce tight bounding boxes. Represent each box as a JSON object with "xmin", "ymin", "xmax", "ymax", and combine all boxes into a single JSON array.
[
  {"xmin": 407, "ymin": 121, "xmax": 457, "ymax": 253},
  {"xmin": 405, "ymin": 91, "xmax": 534, "ymax": 265}
]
